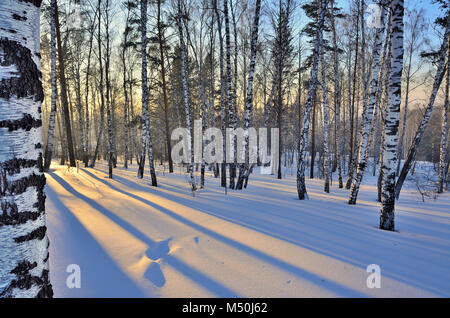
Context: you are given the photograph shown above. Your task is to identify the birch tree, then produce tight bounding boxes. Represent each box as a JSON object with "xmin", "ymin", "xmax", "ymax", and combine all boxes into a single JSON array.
[
  {"xmin": 44, "ymin": 0, "xmax": 58, "ymax": 171},
  {"xmin": 330, "ymin": 0, "xmax": 343, "ymax": 188},
  {"xmin": 319, "ymin": 33, "xmax": 330, "ymax": 193},
  {"xmin": 157, "ymin": 0, "xmax": 173, "ymax": 173},
  {"xmin": 90, "ymin": 0, "xmax": 106, "ymax": 169},
  {"xmin": 83, "ymin": 4, "xmax": 98, "ymax": 167},
  {"xmin": 177, "ymin": 0, "xmax": 196, "ymax": 190},
  {"xmin": 0, "ymin": 0, "xmax": 53, "ymax": 297},
  {"xmin": 380, "ymin": 0, "xmax": 405, "ymax": 231},
  {"xmin": 348, "ymin": 1, "xmax": 386, "ymax": 204},
  {"xmin": 297, "ymin": 0, "xmax": 326, "ymax": 200},
  {"xmin": 214, "ymin": 0, "xmax": 227, "ymax": 188},
  {"xmin": 137, "ymin": 0, "xmax": 157, "ymax": 186},
  {"xmin": 236, "ymin": 0, "xmax": 262, "ymax": 190},
  {"xmin": 224, "ymin": 0, "xmax": 237, "ymax": 189},
  {"xmin": 438, "ymin": 23, "xmax": 450, "ymax": 193}
]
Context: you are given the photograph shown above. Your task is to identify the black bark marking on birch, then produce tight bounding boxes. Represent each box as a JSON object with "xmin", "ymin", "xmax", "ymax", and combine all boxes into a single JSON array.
[
  {"xmin": 18, "ymin": 0, "xmax": 43, "ymax": 7},
  {"xmin": 0, "ymin": 39, "xmax": 43, "ymax": 102},
  {"xmin": 0, "ymin": 114, "xmax": 42, "ymax": 132},
  {"xmin": 14, "ymin": 225, "xmax": 47, "ymax": 243},
  {"xmin": 12, "ymin": 13, "xmax": 27, "ymax": 21},
  {"xmin": 0, "ymin": 263, "xmax": 52, "ymax": 298},
  {"xmin": 1, "ymin": 158, "xmax": 38, "ymax": 175},
  {"xmin": 2, "ymin": 173, "xmax": 46, "ymax": 196}
]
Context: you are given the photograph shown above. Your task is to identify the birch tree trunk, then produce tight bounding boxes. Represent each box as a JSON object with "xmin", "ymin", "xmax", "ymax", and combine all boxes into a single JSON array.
[
  {"xmin": 320, "ymin": 38, "xmax": 330, "ymax": 193},
  {"xmin": 224, "ymin": 0, "xmax": 237, "ymax": 189},
  {"xmin": 348, "ymin": 1, "xmax": 386, "ymax": 204},
  {"xmin": 157, "ymin": 0, "xmax": 173, "ymax": 173},
  {"xmin": 104, "ymin": 0, "xmax": 114, "ymax": 178},
  {"xmin": 330, "ymin": 0, "xmax": 343, "ymax": 188},
  {"xmin": 54, "ymin": 0, "xmax": 76, "ymax": 167},
  {"xmin": 177, "ymin": 0, "xmax": 195, "ymax": 191},
  {"xmin": 44, "ymin": 0, "xmax": 57, "ymax": 171},
  {"xmin": 90, "ymin": 0, "xmax": 105, "ymax": 169},
  {"xmin": 345, "ymin": 0, "xmax": 360, "ymax": 189},
  {"xmin": 297, "ymin": 0, "xmax": 326, "ymax": 200},
  {"xmin": 395, "ymin": 16, "xmax": 449, "ymax": 199},
  {"xmin": 236, "ymin": 0, "xmax": 262, "ymax": 190},
  {"xmin": 122, "ymin": 3, "xmax": 131, "ymax": 169},
  {"xmin": 138, "ymin": 0, "xmax": 157, "ymax": 186},
  {"xmin": 214, "ymin": 0, "xmax": 227, "ymax": 188},
  {"xmin": 438, "ymin": 35, "xmax": 450, "ymax": 193},
  {"xmin": 380, "ymin": 0, "xmax": 405, "ymax": 231},
  {"xmin": 0, "ymin": 0, "xmax": 53, "ymax": 297},
  {"xmin": 83, "ymin": 7, "xmax": 97, "ymax": 168}
]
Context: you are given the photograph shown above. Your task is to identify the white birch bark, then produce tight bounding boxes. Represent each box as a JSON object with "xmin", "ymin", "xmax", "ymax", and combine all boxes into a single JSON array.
[
  {"xmin": 214, "ymin": 0, "xmax": 227, "ymax": 188},
  {"xmin": 83, "ymin": 7, "xmax": 97, "ymax": 168},
  {"xmin": 380, "ymin": 0, "xmax": 405, "ymax": 231},
  {"xmin": 320, "ymin": 37, "xmax": 331, "ymax": 193},
  {"xmin": 90, "ymin": 0, "xmax": 105, "ymax": 169},
  {"xmin": 138, "ymin": 0, "xmax": 157, "ymax": 186},
  {"xmin": 0, "ymin": 0, "xmax": 53, "ymax": 297},
  {"xmin": 43, "ymin": 0, "xmax": 57, "ymax": 171},
  {"xmin": 297, "ymin": 0, "xmax": 326, "ymax": 200},
  {"xmin": 330, "ymin": 0, "xmax": 343, "ymax": 188},
  {"xmin": 236, "ymin": 0, "xmax": 261, "ymax": 190},
  {"xmin": 177, "ymin": 0, "xmax": 195, "ymax": 191},
  {"xmin": 224, "ymin": 0, "xmax": 237, "ymax": 189},
  {"xmin": 438, "ymin": 35, "xmax": 449, "ymax": 193}
]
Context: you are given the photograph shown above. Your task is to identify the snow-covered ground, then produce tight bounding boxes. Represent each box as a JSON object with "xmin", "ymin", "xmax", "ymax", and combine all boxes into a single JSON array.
[{"xmin": 45, "ymin": 161, "xmax": 450, "ymax": 297}]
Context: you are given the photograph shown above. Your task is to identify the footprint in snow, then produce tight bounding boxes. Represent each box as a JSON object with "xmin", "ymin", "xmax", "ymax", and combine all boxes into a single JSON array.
[
  {"xmin": 145, "ymin": 238, "xmax": 172, "ymax": 261},
  {"xmin": 144, "ymin": 262, "xmax": 165, "ymax": 287},
  {"xmin": 144, "ymin": 238, "xmax": 172, "ymax": 288}
]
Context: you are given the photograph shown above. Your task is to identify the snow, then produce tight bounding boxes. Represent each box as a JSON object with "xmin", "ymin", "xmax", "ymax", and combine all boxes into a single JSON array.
[{"xmin": 45, "ymin": 162, "xmax": 450, "ymax": 297}]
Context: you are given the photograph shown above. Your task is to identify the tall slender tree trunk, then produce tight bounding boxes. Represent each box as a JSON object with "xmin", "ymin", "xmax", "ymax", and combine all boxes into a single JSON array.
[
  {"xmin": 224, "ymin": 0, "xmax": 237, "ymax": 189},
  {"xmin": 380, "ymin": 0, "xmax": 404, "ymax": 231},
  {"xmin": 0, "ymin": 0, "xmax": 53, "ymax": 297},
  {"xmin": 297, "ymin": 0, "xmax": 326, "ymax": 200},
  {"xmin": 438, "ymin": 35, "xmax": 450, "ymax": 193},
  {"xmin": 54, "ymin": 0, "xmax": 75, "ymax": 167},
  {"xmin": 83, "ymin": 8, "xmax": 97, "ymax": 168},
  {"xmin": 331, "ymin": 0, "xmax": 343, "ymax": 188},
  {"xmin": 138, "ymin": 0, "xmax": 157, "ymax": 186},
  {"xmin": 214, "ymin": 0, "xmax": 227, "ymax": 188},
  {"xmin": 90, "ymin": 0, "xmax": 105, "ymax": 169},
  {"xmin": 177, "ymin": 0, "xmax": 195, "ymax": 190},
  {"xmin": 236, "ymin": 0, "xmax": 262, "ymax": 190},
  {"xmin": 157, "ymin": 0, "xmax": 173, "ymax": 173},
  {"xmin": 122, "ymin": 4, "xmax": 131, "ymax": 169},
  {"xmin": 44, "ymin": 0, "xmax": 58, "ymax": 171},
  {"xmin": 310, "ymin": 96, "xmax": 316, "ymax": 179},
  {"xmin": 320, "ymin": 42, "xmax": 330, "ymax": 193},
  {"xmin": 346, "ymin": 0, "xmax": 360, "ymax": 189}
]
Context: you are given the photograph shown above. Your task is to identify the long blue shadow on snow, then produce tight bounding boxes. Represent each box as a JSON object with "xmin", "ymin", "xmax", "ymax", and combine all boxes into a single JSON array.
[
  {"xmin": 48, "ymin": 172, "xmax": 240, "ymax": 298},
  {"xmin": 105, "ymin": 168, "xmax": 450, "ymax": 297},
  {"xmin": 45, "ymin": 183, "xmax": 145, "ymax": 297},
  {"xmin": 81, "ymin": 168, "xmax": 368, "ymax": 297}
]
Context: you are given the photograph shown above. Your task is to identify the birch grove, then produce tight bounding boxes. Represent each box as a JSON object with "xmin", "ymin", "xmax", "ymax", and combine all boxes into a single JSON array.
[{"xmin": 2, "ymin": 2, "xmax": 450, "ymax": 296}]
